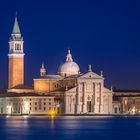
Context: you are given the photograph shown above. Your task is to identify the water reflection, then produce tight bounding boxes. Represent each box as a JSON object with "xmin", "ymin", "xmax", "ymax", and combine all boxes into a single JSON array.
[
  {"xmin": 0, "ymin": 116, "xmax": 140, "ymax": 140},
  {"xmin": 50, "ymin": 117, "xmax": 55, "ymax": 129},
  {"xmin": 4, "ymin": 116, "xmax": 29, "ymax": 140}
]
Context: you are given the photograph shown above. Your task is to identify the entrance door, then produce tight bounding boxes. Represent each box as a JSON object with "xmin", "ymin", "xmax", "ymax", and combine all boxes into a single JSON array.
[{"xmin": 87, "ymin": 101, "xmax": 91, "ymax": 112}]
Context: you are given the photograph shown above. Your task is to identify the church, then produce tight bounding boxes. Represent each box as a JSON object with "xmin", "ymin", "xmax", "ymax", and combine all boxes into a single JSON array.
[
  {"xmin": 34, "ymin": 51, "xmax": 113, "ymax": 114},
  {"xmin": 0, "ymin": 15, "xmax": 140, "ymax": 115}
]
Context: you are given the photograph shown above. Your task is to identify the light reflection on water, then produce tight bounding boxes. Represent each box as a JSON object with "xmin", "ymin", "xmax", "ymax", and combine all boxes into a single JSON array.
[{"xmin": 0, "ymin": 116, "xmax": 140, "ymax": 140}]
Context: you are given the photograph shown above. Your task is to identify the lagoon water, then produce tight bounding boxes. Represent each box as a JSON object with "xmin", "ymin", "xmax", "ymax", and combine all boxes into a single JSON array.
[{"xmin": 0, "ymin": 116, "xmax": 140, "ymax": 140}]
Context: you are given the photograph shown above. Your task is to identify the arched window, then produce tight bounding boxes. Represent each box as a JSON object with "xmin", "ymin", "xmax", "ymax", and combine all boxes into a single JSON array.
[
  {"xmin": 17, "ymin": 44, "xmax": 19, "ymax": 50},
  {"xmin": 15, "ymin": 44, "xmax": 17, "ymax": 50}
]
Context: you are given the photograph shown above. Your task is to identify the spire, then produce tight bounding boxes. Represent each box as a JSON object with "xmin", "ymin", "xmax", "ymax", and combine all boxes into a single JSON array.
[
  {"xmin": 41, "ymin": 62, "xmax": 45, "ymax": 69},
  {"xmin": 88, "ymin": 64, "xmax": 92, "ymax": 72},
  {"xmin": 66, "ymin": 49, "xmax": 73, "ymax": 62},
  {"xmin": 12, "ymin": 12, "xmax": 21, "ymax": 34}
]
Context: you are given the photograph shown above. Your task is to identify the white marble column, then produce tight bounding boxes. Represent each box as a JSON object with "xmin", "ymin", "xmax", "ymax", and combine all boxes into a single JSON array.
[
  {"xmin": 91, "ymin": 83, "xmax": 95, "ymax": 112},
  {"xmin": 83, "ymin": 82, "xmax": 87, "ymax": 113},
  {"xmin": 94, "ymin": 83, "xmax": 98, "ymax": 113},
  {"xmin": 108, "ymin": 94, "xmax": 112, "ymax": 114},
  {"xmin": 64, "ymin": 94, "xmax": 68, "ymax": 114},
  {"xmin": 99, "ymin": 83, "xmax": 103, "ymax": 114},
  {"xmin": 76, "ymin": 84, "xmax": 80, "ymax": 114}
]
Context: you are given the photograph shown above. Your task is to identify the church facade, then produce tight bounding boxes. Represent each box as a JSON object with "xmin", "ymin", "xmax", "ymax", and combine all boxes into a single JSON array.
[
  {"xmin": 0, "ymin": 15, "xmax": 139, "ymax": 115},
  {"xmin": 33, "ymin": 44, "xmax": 113, "ymax": 114}
]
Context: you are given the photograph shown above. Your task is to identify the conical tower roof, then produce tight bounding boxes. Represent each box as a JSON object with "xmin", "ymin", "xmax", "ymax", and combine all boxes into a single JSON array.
[{"xmin": 12, "ymin": 13, "xmax": 20, "ymax": 34}]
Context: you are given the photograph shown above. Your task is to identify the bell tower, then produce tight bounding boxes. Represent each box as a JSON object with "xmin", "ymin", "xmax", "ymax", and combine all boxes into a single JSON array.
[{"xmin": 8, "ymin": 14, "xmax": 24, "ymax": 89}]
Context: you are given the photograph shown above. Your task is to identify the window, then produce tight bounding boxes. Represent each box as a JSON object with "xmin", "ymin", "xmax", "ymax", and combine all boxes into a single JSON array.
[
  {"xmin": 15, "ymin": 44, "xmax": 17, "ymax": 50},
  {"xmin": 44, "ymin": 107, "xmax": 46, "ymax": 111},
  {"xmin": 35, "ymin": 102, "xmax": 37, "ymax": 105},
  {"xmin": 39, "ymin": 99, "xmax": 42, "ymax": 110},
  {"xmin": 87, "ymin": 95, "xmax": 91, "ymax": 100},
  {"xmin": 17, "ymin": 44, "xmax": 21, "ymax": 50},
  {"xmin": 44, "ymin": 103, "xmax": 46, "ymax": 105},
  {"xmin": 49, "ymin": 103, "xmax": 51, "ymax": 105},
  {"xmin": 17, "ymin": 44, "xmax": 19, "ymax": 50},
  {"xmin": 35, "ymin": 107, "xmax": 37, "ymax": 111}
]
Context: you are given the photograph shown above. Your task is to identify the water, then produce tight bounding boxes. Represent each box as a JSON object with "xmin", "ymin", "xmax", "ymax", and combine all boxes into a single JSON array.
[{"xmin": 0, "ymin": 116, "xmax": 140, "ymax": 140}]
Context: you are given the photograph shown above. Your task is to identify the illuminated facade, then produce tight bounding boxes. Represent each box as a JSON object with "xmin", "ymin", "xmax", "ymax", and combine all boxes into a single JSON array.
[
  {"xmin": 0, "ymin": 15, "xmax": 140, "ymax": 116},
  {"xmin": 0, "ymin": 93, "xmax": 57, "ymax": 115},
  {"xmin": 34, "ymin": 50, "xmax": 113, "ymax": 114},
  {"xmin": 113, "ymin": 90, "xmax": 140, "ymax": 115},
  {"xmin": 0, "ymin": 14, "xmax": 112, "ymax": 114}
]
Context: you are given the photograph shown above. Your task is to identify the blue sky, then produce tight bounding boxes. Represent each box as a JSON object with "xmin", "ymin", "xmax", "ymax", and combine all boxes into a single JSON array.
[{"xmin": 0, "ymin": 0, "xmax": 140, "ymax": 89}]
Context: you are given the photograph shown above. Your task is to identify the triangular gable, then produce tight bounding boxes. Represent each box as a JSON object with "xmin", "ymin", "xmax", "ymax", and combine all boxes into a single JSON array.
[
  {"xmin": 67, "ymin": 87, "xmax": 76, "ymax": 92},
  {"xmin": 78, "ymin": 71, "xmax": 103, "ymax": 79},
  {"xmin": 103, "ymin": 87, "xmax": 112, "ymax": 93}
]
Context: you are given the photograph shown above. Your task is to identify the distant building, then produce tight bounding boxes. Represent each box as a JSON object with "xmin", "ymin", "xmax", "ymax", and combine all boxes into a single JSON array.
[
  {"xmin": 0, "ymin": 93, "xmax": 57, "ymax": 115},
  {"xmin": 0, "ymin": 15, "xmax": 139, "ymax": 115},
  {"xmin": 113, "ymin": 90, "xmax": 140, "ymax": 115}
]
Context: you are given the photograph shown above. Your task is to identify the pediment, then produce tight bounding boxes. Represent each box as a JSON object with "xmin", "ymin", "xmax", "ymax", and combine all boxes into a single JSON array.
[
  {"xmin": 67, "ymin": 87, "xmax": 76, "ymax": 92},
  {"xmin": 78, "ymin": 71, "xmax": 103, "ymax": 79},
  {"xmin": 103, "ymin": 87, "xmax": 112, "ymax": 93}
]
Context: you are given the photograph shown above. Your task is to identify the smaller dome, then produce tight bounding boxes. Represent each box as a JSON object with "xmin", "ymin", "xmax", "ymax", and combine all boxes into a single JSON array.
[{"xmin": 59, "ymin": 50, "xmax": 80, "ymax": 77}]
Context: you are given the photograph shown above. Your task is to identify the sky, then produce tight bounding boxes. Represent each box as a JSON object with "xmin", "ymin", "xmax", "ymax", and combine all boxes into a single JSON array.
[{"xmin": 0, "ymin": 0, "xmax": 140, "ymax": 90}]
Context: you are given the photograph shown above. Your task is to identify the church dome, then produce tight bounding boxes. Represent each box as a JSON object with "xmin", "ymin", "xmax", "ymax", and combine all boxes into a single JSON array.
[{"xmin": 59, "ymin": 50, "xmax": 80, "ymax": 77}]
